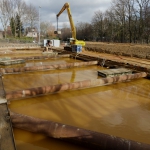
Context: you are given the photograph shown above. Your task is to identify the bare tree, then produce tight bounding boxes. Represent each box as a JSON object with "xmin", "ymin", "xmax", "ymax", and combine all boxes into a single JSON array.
[
  {"xmin": 105, "ymin": 9, "xmax": 117, "ymax": 42},
  {"xmin": 90, "ymin": 0, "xmax": 150, "ymax": 43},
  {"xmin": 25, "ymin": 4, "xmax": 38, "ymax": 29},
  {"xmin": 135, "ymin": 0, "xmax": 150, "ymax": 43},
  {"xmin": 4, "ymin": 0, "xmax": 17, "ymax": 37},
  {"xmin": 123, "ymin": 0, "xmax": 135, "ymax": 43},
  {"xmin": 40, "ymin": 21, "xmax": 55, "ymax": 38},
  {"xmin": 60, "ymin": 23, "xmax": 71, "ymax": 41},
  {"xmin": 92, "ymin": 10, "xmax": 105, "ymax": 41},
  {"xmin": 15, "ymin": 0, "xmax": 27, "ymax": 37},
  {"xmin": 144, "ymin": 4, "xmax": 150, "ymax": 43},
  {"xmin": 1, "ymin": 0, "xmax": 27, "ymax": 37},
  {"xmin": 0, "ymin": 0, "xmax": 10, "ymax": 38},
  {"xmin": 75, "ymin": 22, "xmax": 92, "ymax": 41},
  {"xmin": 111, "ymin": 0, "xmax": 127, "ymax": 42}
]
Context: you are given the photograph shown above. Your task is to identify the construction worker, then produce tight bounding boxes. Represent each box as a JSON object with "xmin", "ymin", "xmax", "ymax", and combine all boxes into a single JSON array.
[{"xmin": 45, "ymin": 40, "xmax": 53, "ymax": 52}]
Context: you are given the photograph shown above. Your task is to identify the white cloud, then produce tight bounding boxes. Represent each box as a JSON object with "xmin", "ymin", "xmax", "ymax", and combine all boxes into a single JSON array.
[
  {"xmin": 0, "ymin": 0, "xmax": 111, "ymax": 30},
  {"xmin": 25, "ymin": 0, "xmax": 111, "ymax": 29}
]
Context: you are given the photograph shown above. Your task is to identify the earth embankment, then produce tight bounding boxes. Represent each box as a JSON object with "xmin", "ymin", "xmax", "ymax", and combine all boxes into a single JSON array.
[{"xmin": 85, "ymin": 42, "xmax": 150, "ymax": 59}]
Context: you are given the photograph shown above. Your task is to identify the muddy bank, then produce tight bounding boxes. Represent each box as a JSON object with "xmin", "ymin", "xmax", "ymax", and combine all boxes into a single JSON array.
[{"xmin": 85, "ymin": 42, "xmax": 150, "ymax": 59}]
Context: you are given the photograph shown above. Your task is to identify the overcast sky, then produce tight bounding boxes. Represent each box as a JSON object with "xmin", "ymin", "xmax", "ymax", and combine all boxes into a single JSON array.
[
  {"xmin": 0, "ymin": 0, "xmax": 111, "ymax": 30},
  {"xmin": 24, "ymin": 0, "xmax": 112, "ymax": 29}
]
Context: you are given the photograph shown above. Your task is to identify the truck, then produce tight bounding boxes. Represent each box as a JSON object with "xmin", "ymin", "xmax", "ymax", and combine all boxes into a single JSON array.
[{"xmin": 56, "ymin": 3, "xmax": 85, "ymax": 50}]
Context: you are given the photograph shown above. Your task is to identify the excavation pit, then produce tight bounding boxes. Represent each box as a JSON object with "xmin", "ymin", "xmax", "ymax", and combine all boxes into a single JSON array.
[{"xmin": 0, "ymin": 47, "xmax": 150, "ymax": 150}]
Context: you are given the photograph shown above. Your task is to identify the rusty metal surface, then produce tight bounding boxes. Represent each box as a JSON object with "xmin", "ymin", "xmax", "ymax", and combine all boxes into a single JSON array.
[
  {"xmin": 70, "ymin": 54, "xmax": 98, "ymax": 61},
  {"xmin": 6, "ymin": 72, "xmax": 147, "ymax": 100},
  {"xmin": 0, "ymin": 61, "xmax": 98, "ymax": 74},
  {"xmin": 0, "ymin": 76, "xmax": 16, "ymax": 150},
  {"xmin": 11, "ymin": 54, "xmax": 70, "ymax": 60},
  {"xmin": 97, "ymin": 68, "xmax": 133, "ymax": 77},
  {"xmin": 10, "ymin": 111, "xmax": 150, "ymax": 150},
  {"xmin": 0, "ymin": 104, "xmax": 16, "ymax": 150},
  {"xmin": 69, "ymin": 52, "xmax": 150, "ymax": 79},
  {"xmin": 0, "ymin": 75, "xmax": 5, "ymax": 98},
  {"xmin": 81, "ymin": 51, "xmax": 150, "ymax": 74}
]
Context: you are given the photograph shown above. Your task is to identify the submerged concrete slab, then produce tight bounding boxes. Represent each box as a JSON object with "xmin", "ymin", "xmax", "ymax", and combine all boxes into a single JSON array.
[
  {"xmin": 0, "ymin": 57, "xmax": 11, "ymax": 61},
  {"xmin": 0, "ymin": 59, "xmax": 25, "ymax": 66},
  {"xmin": 98, "ymin": 68, "xmax": 133, "ymax": 77},
  {"xmin": 42, "ymin": 52, "xmax": 58, "ymax": 57}
]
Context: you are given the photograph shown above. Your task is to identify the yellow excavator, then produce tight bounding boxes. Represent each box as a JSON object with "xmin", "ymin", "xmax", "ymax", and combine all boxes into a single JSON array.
[{"xmin": 56, "ymin": 3, "xmax": 85, "ymax": 50}]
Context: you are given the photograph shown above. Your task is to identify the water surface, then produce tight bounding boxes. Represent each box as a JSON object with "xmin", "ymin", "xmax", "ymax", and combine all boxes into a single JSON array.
[{"xmin": 3, "ymin": 58, "xmax": 150, "ymax": 149}]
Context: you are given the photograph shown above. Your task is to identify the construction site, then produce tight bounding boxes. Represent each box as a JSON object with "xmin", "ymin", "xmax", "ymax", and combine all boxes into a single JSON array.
[
  {"xmin": 0, "ymin": 1, "xmax": 150, "ymax": 150},
  {"xmin": 0, "ymin": 40, "xmax": 150, "ymax": 150}
]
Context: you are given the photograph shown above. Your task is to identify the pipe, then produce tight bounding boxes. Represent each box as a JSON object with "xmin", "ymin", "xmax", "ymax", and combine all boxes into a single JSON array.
[
  {"xmin": 6, "ymin": 72, "xmax": 147, "ymax": 100},
  {"xmin": 11, "ymin": 54, "xmax": 70, "ymax": 60},
  {"xmin": 10, "ymin": 111, "xmax": 150, "ymax": 150},
  {"xmin": 0, "ymin": 61, "xmax": 98, "ymax": 74}
]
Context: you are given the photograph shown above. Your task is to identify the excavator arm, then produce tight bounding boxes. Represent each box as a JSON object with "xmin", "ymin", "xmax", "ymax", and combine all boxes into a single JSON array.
[
  {"xmin": 56, "ymin": 3, "xmax": 76, "ymax": 40},
  {"xmin": 56, "ymin": 3, "xmax": 85, "ymax": 49}
]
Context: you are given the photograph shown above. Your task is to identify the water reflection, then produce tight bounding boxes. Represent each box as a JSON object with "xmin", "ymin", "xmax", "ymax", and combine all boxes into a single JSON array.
[
  {"xmin": 3, "ymin": 57, "xmax": 150, "ymax": 149},
  {"xmin": 8, "ymin": 78, "xmax": 150, "ymax": 146},
  {"xmin": 3, "ymin": 65, "xmax": 99, "ymax": 92},
  {"xmin": 0, "ymin": 58, "xmax": 80, "ymax": 68},
  {"xmin": 14, "ymin": 129, "xmax": 87, "ymax": 150}
]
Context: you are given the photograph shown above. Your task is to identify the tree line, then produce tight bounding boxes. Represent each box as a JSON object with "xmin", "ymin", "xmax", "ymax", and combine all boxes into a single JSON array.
[
  {"xmin": 61, "ymin": 0, "xmax": 150, "ymax": 44},
  {"xmin": 0, "ymin": 0, "xmax": 38, "ymax": 38},
  {"xmin": 92, "ymin": 0, "xmax": 150, "ymax": 44},
  {"xmin": 0, "ymin": 0, "xmax": 150, "ymax": 43}
]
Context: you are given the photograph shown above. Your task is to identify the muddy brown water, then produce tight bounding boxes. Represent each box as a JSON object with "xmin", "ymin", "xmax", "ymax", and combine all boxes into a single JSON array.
[
  {"xmin": 0, "ymin": 57, "xmax": 77, "ymax": 68},
  {"xmin": 2, "ymin": 57, "xmax": 150, "ymax": 149},
  {"xmin": 0, "ymin": 52, "xmax": 42, "ymax": 57}
]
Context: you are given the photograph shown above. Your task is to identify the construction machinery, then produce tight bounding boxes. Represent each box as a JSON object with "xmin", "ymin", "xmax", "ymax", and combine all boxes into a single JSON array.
[{"xmin": 56, "ymin": 3, "xmax": 85, "ymax": 50}]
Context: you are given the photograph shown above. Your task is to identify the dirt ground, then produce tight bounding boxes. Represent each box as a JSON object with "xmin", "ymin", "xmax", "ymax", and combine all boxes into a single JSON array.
[
  {"xmin": 82, "ymin": 42, "xmax": 150, "ymax": 69},
  {"xmin": 0, "ymin": 42, "xmax": 149, "ymax": 70},
  {"xmin": 85, "ymin": 42, "xmax": 150, "ymax": 59}
]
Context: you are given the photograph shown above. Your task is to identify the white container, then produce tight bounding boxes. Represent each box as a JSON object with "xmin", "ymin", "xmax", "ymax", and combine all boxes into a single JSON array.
[
  {"xmin": 52, "ymin": 40, "xmax": 60, "ymax": 47},
  {"xmin": 43, "ymin": 39, "xmax": 49, "ymax": 47},
  {"xmin": 44, "ymin": 39, "xmax": 60, "ymax": 47}
]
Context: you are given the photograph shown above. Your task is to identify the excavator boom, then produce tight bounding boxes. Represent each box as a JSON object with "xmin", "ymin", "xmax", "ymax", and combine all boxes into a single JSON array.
[
  {"xmin": 56, "ymin": 2, "xmax": 85, "ymax": 50},
  {"xmin": 57, "ymin": 3, "xmax": 76, "ymax": 39}
]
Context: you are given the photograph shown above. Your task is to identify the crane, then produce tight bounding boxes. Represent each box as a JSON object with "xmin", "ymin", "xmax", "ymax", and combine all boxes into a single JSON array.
[{"xmin": 56, "ymin": 3, "xmax": 85, "ymax": 50}]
